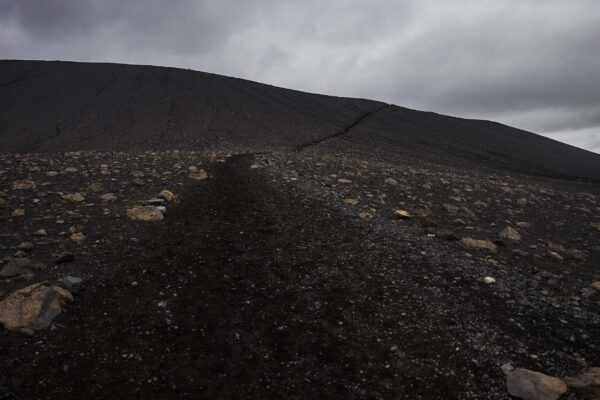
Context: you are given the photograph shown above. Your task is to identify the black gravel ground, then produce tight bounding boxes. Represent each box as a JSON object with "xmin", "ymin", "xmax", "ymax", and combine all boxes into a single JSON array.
[{"xmin": 1, "ymin": 152, "xmax": 599, "ymax": 399}]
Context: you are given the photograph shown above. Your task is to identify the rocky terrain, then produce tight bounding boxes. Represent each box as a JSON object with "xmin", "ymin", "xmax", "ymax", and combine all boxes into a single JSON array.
[
  {"xmin": 0, "ymin": 145, "xmax": 598, "ymax": 399},
  {"xmin": 1, "ymin": 60, "xmax": 600, "ymax": 399}
]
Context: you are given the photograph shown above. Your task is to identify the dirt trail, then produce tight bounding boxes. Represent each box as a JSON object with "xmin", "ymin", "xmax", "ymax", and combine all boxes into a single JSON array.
[
  {"xmin": 295, "ymin": 104, "xmax": 390, "ymax": 151},
  {"xmin": 2, "ymin": 154, "xmax": 527, "ymax": 399}
]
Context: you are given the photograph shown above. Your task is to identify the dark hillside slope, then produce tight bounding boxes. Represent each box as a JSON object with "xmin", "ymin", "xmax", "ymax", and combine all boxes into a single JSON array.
[
  {"xmin": 1, "ymin": 60, "xmax": 599, "ymax": 181},
  {"xmin": 334, "ymin": 106, "xmax": 600, "ymax": 181},
  {"xmin": 0, "ymin": 60, "xmax": 381, "ymax": 152}
]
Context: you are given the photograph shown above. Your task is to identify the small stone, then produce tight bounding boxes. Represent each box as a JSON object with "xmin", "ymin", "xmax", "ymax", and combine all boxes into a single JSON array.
[
  {"xmin": 12, "ymin": 180, "xmax": 36, "ymax": 190},
  {"xmin": 249, "ymin": 164, "xmax": 261, "ymax": 170},
  {"xmin": 157, "ymin": 190, "xmax": 176, "ymax": 202},
  {"xmin": 69, "ymin": 232, "xmax": 86, "ymax": 244},
  {"xmin": 62, "ymin": 193, "xmax": 85, "ymax": 202},
  {"xmin": 483, "ymin": 276, "xmax": 496, "ymax": 284},
  {"xmin": 500, "ymin": 226, "xmax": 521, "ymax": 241},
  {"xmin": 16, "ymin": 242, "xmax": 34, "ymax": 252},
  {"xmin": 591, "ymin": 281, "xmax": 600, "ymax": 291},
  {"xmin": 548, "ymin": 251, "xmax": 564, "ymax": 261},
  {"xmin": 506, "ymin": 368, "xmax": 567, "ymax": 400},
  {"xmin": 100, "ymin": 193, "xmax": 117, "ymax": 202},
  {"xmin": 358, "ymin": 212, "xmax": 373, "ymax": 220},
  {"xmin": 460, "ymin": 237, "xmax": 498, "ymax": 253},
  {"xmin": 189, "ymin": 169, "xmax": 209, "ymax": 181},
  {"xmin": 384, "ymin": 177, "xmax": 398, "ymax": 186},
  {"xmin": 132, "ymin": 178, "xmax": 145, "ymax": 186},
  {"xmin": 393, "ymin": 209, "xmax": 411, "ymax": 219},
  {"xmin": 62, "ymin": 276, "xmax": 84, "ymax": 294},
  {"xmin": 547, "ymin": 241, "xmax": 566, "ymax": 254},
  {"xmin": 337, "ymin": 178, "xmax": 352, "ymax": 184},
  {"xmin": 343, "ymin": 198, "xmax": 359, "ymax": 206},
  {"xmin": 11, "ymin": 208, "xmax": 25, "ymax": 217},
  {"xmin": 127, "ymin": 206, "xmax": 164, "ymax": 221},
  {"xmin": 33, "ymin": 228, "xmax": 47, "ymax": 236}
]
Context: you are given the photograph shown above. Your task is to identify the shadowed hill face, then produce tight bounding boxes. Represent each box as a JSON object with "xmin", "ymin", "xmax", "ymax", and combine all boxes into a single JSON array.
[
  {"xmin": 1, "ymin": 60, "xmax": 599, "ymax": 181},
  {"xmin": 0, "ymin": 60, "xmax": 382, "ymax": 152}
]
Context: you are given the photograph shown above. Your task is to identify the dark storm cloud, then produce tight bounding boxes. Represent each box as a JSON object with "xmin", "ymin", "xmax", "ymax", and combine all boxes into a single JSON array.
[{"xmin": 0, "ymin": 0, "xmax": 598, "ymax": 152}]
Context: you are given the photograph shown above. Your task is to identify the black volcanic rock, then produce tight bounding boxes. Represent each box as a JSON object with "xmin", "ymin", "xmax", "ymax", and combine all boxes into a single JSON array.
[{"xmin": 1, "ymin": 60, "xmax": 599, "ymax": 182}]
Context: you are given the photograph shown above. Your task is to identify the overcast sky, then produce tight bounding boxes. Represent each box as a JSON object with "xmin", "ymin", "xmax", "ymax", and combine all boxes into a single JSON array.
[{"xmin": 1, "ymin": 0, "xmax": 599, "ymax": 153}]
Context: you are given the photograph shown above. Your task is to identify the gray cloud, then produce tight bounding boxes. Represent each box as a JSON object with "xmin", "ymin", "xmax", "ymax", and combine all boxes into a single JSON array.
[{"xmin": 0, "ymin": 0, "xmax": 598, "ymax": 152}]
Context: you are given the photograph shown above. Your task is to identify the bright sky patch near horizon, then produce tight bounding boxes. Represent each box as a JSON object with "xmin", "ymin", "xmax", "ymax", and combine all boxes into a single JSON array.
[{"xmin": 1, "ymin": 0, "xmax": 599, "ymax": 153}]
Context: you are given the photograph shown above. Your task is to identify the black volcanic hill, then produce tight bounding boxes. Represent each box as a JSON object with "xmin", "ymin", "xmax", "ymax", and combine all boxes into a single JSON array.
[{"xmin": 1, "ymin": 60, "xmax": 599, "ymax": 181}]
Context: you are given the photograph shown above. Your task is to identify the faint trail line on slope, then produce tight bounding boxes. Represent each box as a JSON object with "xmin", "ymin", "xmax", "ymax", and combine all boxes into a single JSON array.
[{"xmin": 295, "ymin": 104, "xmax": 391, "ymax": 151}]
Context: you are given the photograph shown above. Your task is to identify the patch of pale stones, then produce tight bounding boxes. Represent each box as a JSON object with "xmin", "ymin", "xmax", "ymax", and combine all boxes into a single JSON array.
[{"xmin": 126, "ymin": 189, "xmax": 177, "ymax": 221}]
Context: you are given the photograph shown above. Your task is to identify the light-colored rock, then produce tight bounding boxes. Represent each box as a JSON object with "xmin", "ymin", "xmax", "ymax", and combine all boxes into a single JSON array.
[
  {"xmin": 33, "ymin": 228, "xmax": 47, "ymax": 236},
  {"xmin": 506, "ymin": 368, "xmax": 567, "ymax": 400},
  {"xmin": 384, "ymin": 177, "xmax": 398, "ymax": 186},
  {"xmin": 343, "ymin": 198, "xmax": 359, "ymax": 206},
  {"xmin": 157, "ymin": 190, "xmax": 176, "ymax": 202},
  {"xmin": 460, "ymin": 237, "xmax": 497, "ymax": 253},
  {"xmin": 564, "ymin": 367, "xmax": 600, "ymax": 399},
  {"xmin": 62, "ymin": 193, "xmax": 85, "ymax": 202},
  {"xmin": 11, "ymin": 208, "xmax": 25, "ymax": 217},
  {"xmin": 249, "ymin": 163, "xmax": 261, "ymax": 170},
  {"xmin": 16, "ymin": 242, "xmax": 33, "ymax": 252},
  {"xmin": 547, "ymin": 241, "xmax": 566, "ymax": 254},
  {"xmin": 12, "ymin": 180, "xmax": 36, "ymax": 190},
  {"xmin": 69, "ymin": 232, "xmax": 86, "ymax": 244},
  {"xmin": 100, "ymin": 193, "xmax": 117, "ymax": 202},
  {"xmin": 358, "ymin": 212, "xmax": 373, "ymax": 220},
  {"xmin": 127, "ymin": 206, "xmax": 164, "ymax": 221},
  {"xmin": 483, "ymin": 276, "xmax": 496, "ymax": 284},
  {"xmin": 189, "ymin": 169, "xmax": 209, "ymax": 181},
  {"xmin": 337, "ymin": 178, "xmax": 352, "ymax": 184},
  {"xmin": 500, "ymin": 226, "xmax": 521, "ymax": 241},
  {"xmin": 591, "ymin": 281, "xmax": 600, "ymax": 291},
  {"xmin": 0, "ymin": 283, "xmax": 73, "ymax": 332},
  {"xmin": 393, "ymin": 209, "xmax": 411, "ymax": 219},
  {"xmin": 548, "ymin": 251, "xmax": 564, "ymax": 261}
]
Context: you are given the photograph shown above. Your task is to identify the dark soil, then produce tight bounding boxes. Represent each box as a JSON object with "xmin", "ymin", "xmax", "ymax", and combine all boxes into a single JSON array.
[{"xmin": 1, "ymin": 153, "xmax": 599, "ymax": 399}]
